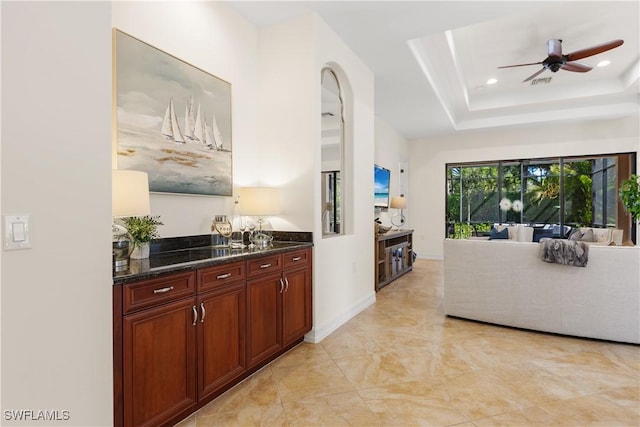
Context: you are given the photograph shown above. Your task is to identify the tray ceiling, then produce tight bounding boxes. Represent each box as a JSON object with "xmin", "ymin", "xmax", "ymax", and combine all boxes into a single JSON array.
[{"xmin": 227, "ymin": 1, "xmax": 639, "ymax": 139}]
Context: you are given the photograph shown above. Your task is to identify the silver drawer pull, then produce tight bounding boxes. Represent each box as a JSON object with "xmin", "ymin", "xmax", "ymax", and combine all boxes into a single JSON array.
[
  {"xmin": 260, "ymin": 263, "xmax": 272, "ymax": 269},
  {"xmin": 284, "ymin": 277, "xmax": 290, "ymax": 292},
  {"xmin": 153, "ymin": 286, "xmax": 174, "ymax": 294},
  {"xmin": 279, "ymin": 278, "xmax": 285, "ymax": 293},
  {"xmin": 216, "ymin": 273, "xmax": 232, "ymax": 279},
  {"xmin": 192, "ymin": 306, "xmax": 198, "ymax": 326},
  {"xmin": 292, "ymin": 256, "xmax": 302, "ymax": 262},
  {"xmin": 200, "ymin": 302, "xmax": 206, "ymax": 323}
]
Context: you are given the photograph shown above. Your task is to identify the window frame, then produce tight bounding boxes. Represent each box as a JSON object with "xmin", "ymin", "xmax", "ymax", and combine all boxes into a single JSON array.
[{"xmin": 446, "ymin": 152, "xmax": 637, "ymax": 239}]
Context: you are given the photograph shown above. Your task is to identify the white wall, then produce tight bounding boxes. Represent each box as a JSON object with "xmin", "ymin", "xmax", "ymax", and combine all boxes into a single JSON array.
[
  {"xmin": 2, "ymin": 2, "xmax": 350, "ymax": 425},
  {"xmin": 1, "ymin": 4, "xmax": 377, "ymax": 423},
  {"xmin": 1, "ymin": 2, "xmax": 113, "ymax": 425},
  {"xmin": 112, "ymin": 1, "xmax": 261, "ymax": 236},
  {"xmin": 314, "ymin": 16, "xmax": 376, "ymax": 342},
  {"xmin": 256, "ymin": 14, "xmax": 316, "ymax": 232},
  {"xmin": 258, "ymin": 14, "xmax": 376, "ymax": 342},
  {"xmin": 409, "ymin": 117, "xmax": 640, "ymax": 259},
  {"xmin": 374, "ymin": 115, "xmax": 409, "ymax": 228}
]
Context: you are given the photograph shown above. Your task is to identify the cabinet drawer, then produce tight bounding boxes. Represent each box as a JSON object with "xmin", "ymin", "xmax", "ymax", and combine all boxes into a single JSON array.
[
  {"xmin": 247, "ymin": 254, "xmax": 282, "ymax": 278},
  {"xmin": 282, "ymin": 248, "xmax": 310, "ymax": 269},
  {"xmin": 123, "ymin": 272, "xmax": 195, "ymax": 314},
  {"xmin": 198, "ymin": 261, "xmax": 246, "ymax": 293}
]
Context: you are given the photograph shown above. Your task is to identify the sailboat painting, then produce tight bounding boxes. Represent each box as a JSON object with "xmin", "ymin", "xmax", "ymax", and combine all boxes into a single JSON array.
[{"xmin": 114, "ymin": 29, "xmax": 232, "ymax": 196}]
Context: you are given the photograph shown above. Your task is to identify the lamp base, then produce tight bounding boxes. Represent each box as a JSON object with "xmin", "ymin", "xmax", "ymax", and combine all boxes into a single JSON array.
[
  {"xmin": 250, "ymin": 217, "xmax": 274, "ymax": 248},
  {"xmin": 113, "ymin": 256, "xmax": 129, "ymax": 272},
  {"xmin": 113, "ymin": 224, "xmax": 133, "ymax": 272},
  {"xmin": 391, "ymin": 213, "xmax": 405, "ymax": 230}
]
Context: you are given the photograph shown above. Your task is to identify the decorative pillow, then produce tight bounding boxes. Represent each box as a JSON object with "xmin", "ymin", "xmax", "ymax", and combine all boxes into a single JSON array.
[
  {"xmin": 569, "ymin": 229, "xmax": 582, "ymax": 241},
  {"xmin": 580, "ymin": 228, "xmax": 595, "ymax": 242},
  {"xmin": 569, "ymin": 228, "xmax": 595, "ymax": 242},
  {"xmin": 516, "ymin": 225, "xmax": 534, "ymax": 242},
  {"xmin": 489, "ymin": 227, "xmax": 509, "ymax": 240},
  {"xmin": 533, "ymin": 228, "xmax": 554, "ymax": 242}
]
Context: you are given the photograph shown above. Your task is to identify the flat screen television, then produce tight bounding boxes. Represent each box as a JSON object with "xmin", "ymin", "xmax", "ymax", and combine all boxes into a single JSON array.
[{"xmin": 374, "ymin": 164, "xmax": 391, "ymax": 209}]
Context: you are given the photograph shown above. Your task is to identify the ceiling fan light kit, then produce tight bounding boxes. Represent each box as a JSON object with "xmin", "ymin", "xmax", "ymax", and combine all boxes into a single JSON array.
[{"xmin": 498, "ymin": 38, "xmax": 624, "ymax": 83}]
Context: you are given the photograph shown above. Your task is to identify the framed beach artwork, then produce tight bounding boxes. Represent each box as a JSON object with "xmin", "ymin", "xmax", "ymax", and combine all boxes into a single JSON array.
[{"xmin": 113, "ymin": 29, "xmax": 232, "ymax": 196}]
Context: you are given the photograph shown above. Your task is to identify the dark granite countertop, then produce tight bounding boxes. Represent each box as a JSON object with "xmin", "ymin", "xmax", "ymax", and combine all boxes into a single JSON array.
[{"xmin": 113, "ymin": 232, "xmax": 313, "ymax": 285}]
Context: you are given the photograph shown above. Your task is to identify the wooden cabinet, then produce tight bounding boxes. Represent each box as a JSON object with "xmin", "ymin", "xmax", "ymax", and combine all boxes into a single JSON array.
[
  {"xmin": 247, "ymin": 271, "xmax": 283, "ymax": 367},
  {"xmin": 375, "ymin": 230, "xmax": 413, "ymax": 291},
  {"xmin": 121, "ymin": 274, "xmax": 197, "ymax": 427},
  {"xmin": 282, "ymin": 263, "xmax": 312, "ymax": 345},
  {"xmin": 197, "ymin": 263, "xmax": 246, "ymax": 401},
  {"xmin": 114, "ymin": 247, "xmax": 312, "ymax": 427},
  {"xmin": 247, "ymin": 248, "xmax": 312, "ymax": 367}
]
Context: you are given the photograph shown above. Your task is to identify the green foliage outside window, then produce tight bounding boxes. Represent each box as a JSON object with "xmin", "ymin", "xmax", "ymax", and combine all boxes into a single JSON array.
[
  {"xmin": 446, "ymin": 155, "xmax": 632, "ymax": 238},
  {"xmin": 619, "ymin": 174, "xmax": 640, "ymax": 220}
]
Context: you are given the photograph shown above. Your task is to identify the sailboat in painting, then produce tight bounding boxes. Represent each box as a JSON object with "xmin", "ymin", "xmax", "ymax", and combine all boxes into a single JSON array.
[
  {"xmin": 161, "ymin": 98, "xmax": 185, "ymax": 144},
  {"xmin": 160, "ymin": 96, "xmax": 228, "ymax": 151},
  {"xmin": 192, "ymin": 103, "xmax": 220, "ymax": 150},
  {"xmin": 183, "ymin": 96, "xmax": 196, "ymax": 141},
  {"xmin": 211, "ymin": 114, "xmax": 224, "ymax": 151},
  {"xmin": 193, "ymin": 103, "xmax": 215, "ymax": 147}
]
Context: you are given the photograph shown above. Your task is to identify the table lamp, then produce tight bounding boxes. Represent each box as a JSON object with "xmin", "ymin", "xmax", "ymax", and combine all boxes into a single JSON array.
[
  {"xmin": 390, "ymin": 196, "xmax": 406, "ymax": 230},
  {"xmin": 238, "ymin": 187, "xmax": 281, "ymax": 248},
  {"xmin": 112, "ymin": 170, "xmax": 151, "ymax": 271}
]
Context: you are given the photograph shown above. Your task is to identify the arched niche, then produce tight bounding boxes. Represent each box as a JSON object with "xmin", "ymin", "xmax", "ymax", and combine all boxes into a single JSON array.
[{"xmin": 321, "ymin": 67, "xmax": 344, "ymax": 236}]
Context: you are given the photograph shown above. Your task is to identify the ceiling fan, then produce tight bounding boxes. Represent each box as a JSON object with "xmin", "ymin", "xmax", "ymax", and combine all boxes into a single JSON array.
[{"xmin": 498, "ymin": 39, "xmax": 624, "ymax": 83}]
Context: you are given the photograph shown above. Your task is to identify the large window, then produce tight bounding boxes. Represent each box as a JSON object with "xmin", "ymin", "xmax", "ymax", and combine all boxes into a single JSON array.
[{"xmin": 446, "ymin": 153, "xmax": 636, "ymax": 239}]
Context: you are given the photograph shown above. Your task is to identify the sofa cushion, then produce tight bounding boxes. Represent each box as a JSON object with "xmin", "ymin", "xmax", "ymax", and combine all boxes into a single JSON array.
[
  {"xmin": 533, "ymin": 228, "xmax": 554, "ymax": 242},
  {"xmin": 569, "ymin": 228, "xmax": 596, "ymax": 242},
  {"xmin": 590, "ymin": 228, "xmax": 611, "ymax": 243},
  {"xmin": 570, "ymin": 227, "xmax": 616, "ymax": 245},
  {"xmin": 489, "ymin": 227, "xmax": 509, "ymax": 240},
  {"xmin": 611, "ymin": 229, "xmax": 624, "ymax": 246},
  {"xmin": 552, "ymin": 224, "xmax": 572, "ymax": 238},
  {"xmin": 516, "ymin": 225, "xmax": 534, "ymax": 242}
]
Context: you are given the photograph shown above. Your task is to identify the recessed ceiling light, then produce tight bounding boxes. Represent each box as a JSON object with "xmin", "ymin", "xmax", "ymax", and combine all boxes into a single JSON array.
[
  {"xmin": 486, "ymin": 78, "xmax": 498, "ymax": 85},
  {"xmin": 597, "ymin": 60, "xmax": 611, "ymax": 67}
]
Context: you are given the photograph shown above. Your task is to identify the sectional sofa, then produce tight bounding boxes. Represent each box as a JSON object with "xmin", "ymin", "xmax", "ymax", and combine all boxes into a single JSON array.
[
  {"xmin": 444, "ymin": 238, "xmax": 640, "ymax": 344},
  {"xmin": 487, "ymin": 223, "xmax": 624, "ymax": 245}
]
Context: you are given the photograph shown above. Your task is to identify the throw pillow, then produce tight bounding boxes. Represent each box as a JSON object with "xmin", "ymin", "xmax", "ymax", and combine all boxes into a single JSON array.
[
  {"xmin": 489, "ymin": 227, "xmax": 509, "ymax": 240},
  {"xmin": 516, "ymin": 225, "xmax": 534, "ymax": 242},
  {"xmin": 569, "ymin": 228, "xmax": 596, "ymax": 242},
  {"xmin": 580, "ymin": 228, "xmax": 595, "ymax": 242},
  {"xmin": 569, "ymin": 229, "xmax": 582, "ymax": 241}
]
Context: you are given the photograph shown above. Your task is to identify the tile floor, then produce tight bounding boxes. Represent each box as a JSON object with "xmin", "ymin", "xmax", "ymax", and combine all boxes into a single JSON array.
[{"xmin": 176, "ymin": 259, "xmax": 639, "ymax": 426}]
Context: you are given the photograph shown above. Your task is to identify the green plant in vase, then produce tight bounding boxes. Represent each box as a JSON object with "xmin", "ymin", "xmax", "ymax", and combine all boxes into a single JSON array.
[
  {"xmin": 619, "ymin": 174, "xmax": 640, "ymax": 220},
  {"xmin": 122, "ymin": 215, "xmax": 163, "ymax": 259}
]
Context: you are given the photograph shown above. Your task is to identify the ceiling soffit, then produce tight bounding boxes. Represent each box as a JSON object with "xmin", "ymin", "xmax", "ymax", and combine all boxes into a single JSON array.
[{"xmin": 408, "ymin": 2, "xmax": 639, "ymax": 132}]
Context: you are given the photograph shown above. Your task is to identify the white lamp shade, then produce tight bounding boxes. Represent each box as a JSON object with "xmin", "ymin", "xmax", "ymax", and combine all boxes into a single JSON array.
[
  {"xmin": 112, "ymin": 170, "xmax": 151, "ymax": 217},
  {"xmin": 390, "ymin": 196, "xmax": 407, "ymax": 209},
  {"xmin": 238, "ymin": 187, "xmax": 281, "ymax": 216}
]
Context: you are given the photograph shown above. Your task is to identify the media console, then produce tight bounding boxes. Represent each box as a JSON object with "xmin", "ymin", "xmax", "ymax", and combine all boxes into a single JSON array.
[{"xmin": 375, "ymin": 229, "xmax": 413, "ymax": 291}]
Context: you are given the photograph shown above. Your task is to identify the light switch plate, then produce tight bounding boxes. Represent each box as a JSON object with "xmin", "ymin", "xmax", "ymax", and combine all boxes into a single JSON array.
[{"xmin": 4, "ymin": 214, "xmax": 31, "ymax": 250}]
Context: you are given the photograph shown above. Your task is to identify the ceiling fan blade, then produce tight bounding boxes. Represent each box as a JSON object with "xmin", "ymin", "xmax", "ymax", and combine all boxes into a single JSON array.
[
  {"xmin": 498, "ymin": 61, "xmax": 543, "ymax": 69},
  {"xmin": 523, "ymin": 67, "xmax": 547, "ymax": 83},
  {"xmin": 561, "ymin": 62, "xmax": 592, "ymax": 73},
  {"xmin": 565, "ymin": 39, "xmax": 624, "ymax": 62}
]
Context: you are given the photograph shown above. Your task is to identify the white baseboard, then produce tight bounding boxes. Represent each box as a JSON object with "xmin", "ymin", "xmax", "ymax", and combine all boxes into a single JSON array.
[{"xmin": 304, "ymin": 292, "xmax": 376, "ymax": 343}]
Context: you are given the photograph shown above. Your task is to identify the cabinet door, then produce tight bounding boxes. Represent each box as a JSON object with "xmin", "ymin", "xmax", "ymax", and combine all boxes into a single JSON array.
[
  {"xmin": 123, "ymin": 298, "xmax": 197, "ymax": 427},
  {"xmin": 247, "ymin": 272, "xmax": 282, "ymax": 368},
  {"xmin": 282, "ymin": 266, "xmax": 312, "ymax": 346},
  {"xmin": 197, "ymin": 282, "xmax": 246, "ymax": 400}
]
